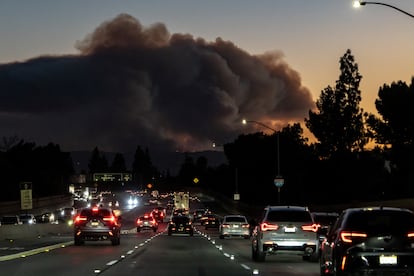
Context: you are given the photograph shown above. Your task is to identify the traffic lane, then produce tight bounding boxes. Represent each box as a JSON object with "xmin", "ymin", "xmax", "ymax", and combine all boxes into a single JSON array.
[
  {"xmin": 101, "ymin": 230, "xmax": 252, "ymax": 276},
  {"xmin": 200, "ymin": 227, "xmax": 320, "ymax": 276},
  {"xmin": 0, "ymin": 231, "xmax": 159, "ymax": 276}
]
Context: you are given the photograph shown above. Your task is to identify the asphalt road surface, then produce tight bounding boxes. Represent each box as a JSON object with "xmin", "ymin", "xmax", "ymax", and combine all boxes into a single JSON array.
[{"xmin": 0, "ymin": 193, "xmax": 320, "ymax": 276}]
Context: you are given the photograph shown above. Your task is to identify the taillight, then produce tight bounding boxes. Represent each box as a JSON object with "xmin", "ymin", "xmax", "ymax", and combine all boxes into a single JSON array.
[
  {"xmin": 242, "ymin": 223, "xmax": 250, "ymax": 228},
  {"xmin": 222, "ymin": 223, "xmax": 230, "ymax": 228},
  {"xmin": 136, "ymin": 219, "xmax": 141, "ymax": 224},
  {"xmin": 260, "ymin": 222, "xmax": 279, "ymax": 231},
  {"xmin": 340, "ymin": 231, "xmax": 367, "ymax": 243},
  {"xmin": 103, "ymin": 216, "xmax": 117, "ymax": 225},
  {"xmin": 302, "ymin": 224, "xmax": 319, "ymax": 233},
  {"xmin": 74, "ymin": 215, "xmax": 87, "ymax": 224},
  {"xmin": 408, "ymin": 232, "xmax": 414, "ymax": 238}
]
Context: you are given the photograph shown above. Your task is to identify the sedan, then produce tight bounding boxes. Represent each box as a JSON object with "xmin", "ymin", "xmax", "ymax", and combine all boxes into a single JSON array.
[
  {"xmin": 136, "ymin": 214, "xmax": 158, "ymax": 232},
  {"xmin": 219, "ymin": 215, "xmax": 250, "ymax": 239},
  {"xmin": 320, "ymin": 206, "xmax": 414, "ymax": 275}
]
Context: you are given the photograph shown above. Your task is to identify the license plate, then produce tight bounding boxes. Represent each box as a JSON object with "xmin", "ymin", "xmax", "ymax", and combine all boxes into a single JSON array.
[
  {"xmin": 91, "ymin": 222, "xmax": 99, "ymax": 226},
  {"xmin": 379, "ymin": 255, "xmax": 397, "ymax": 265},
  {"xmin": 233, "ymin": 225, "xmax": 239, "ymax": 228},
  {"xmin": 284, "ymin": 227, "xmax": 296, "ymax": 233}
]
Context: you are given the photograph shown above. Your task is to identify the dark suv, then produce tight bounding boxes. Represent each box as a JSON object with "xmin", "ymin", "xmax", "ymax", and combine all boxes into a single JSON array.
[
  {"xmin": 73, "ymin": 206, "xmax": 121, "ymax": 246},
  {"xmin": 320, "ymin": 206, "xmax": 414, "ymax": 275},
  {"xmin": 251, "ymin": 206, "xmax": 319, "ymax": 262}
]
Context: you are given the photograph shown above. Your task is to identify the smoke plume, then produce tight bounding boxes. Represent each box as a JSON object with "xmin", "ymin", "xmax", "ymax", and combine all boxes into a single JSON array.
[{"xmin": 0, "ymin": 13, "xmax": 314, "ymax": 154}]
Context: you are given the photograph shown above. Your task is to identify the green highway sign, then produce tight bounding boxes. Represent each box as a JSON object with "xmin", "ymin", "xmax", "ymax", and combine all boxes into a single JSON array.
[{"xmin": 93, "ymin": 173, "xmax": 132, "ymax": 182}]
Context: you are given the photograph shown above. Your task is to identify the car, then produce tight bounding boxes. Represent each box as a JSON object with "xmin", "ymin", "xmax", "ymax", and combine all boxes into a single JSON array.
[
  {"xmin": 193, "ymin": 208, "xmax": 207, "ymax": 222},
  {"xmin": 203, "ymin": 214, "xmax": 220, "ymax": 229},
  {"xmin": 168, "ymin": 215, "xmax": 194, "ymax": 236},
  {"xmin": 136, "ymin": 214, "xmax": 158, "ymax": 232},
  {"xmin": 35, "ymin": 212, "xmax": 57, "ymax": 224},
  {"xmin": 172, "ymin": 208, "xmax": 188, "ymax": 216},
  {"xmin": 154, "ymin": 206, "xmax": 167, "ymax": 216},
  {"xmin": 151, "ymin": 208, "xmax": 165, "ymax": 223},
  {"xmin": 312, "ymin": 212, "xmax": 339, "ymax": 233},
  {"xmin": 320, "ymin": 206, "xmax": 414, "ymax": 275},
  {"xmin": 19, "ymin": 214, "xmax": 36, "ymax": 224},
  {"xmin": 73, "ymin": 206, "xmax": 121, "ymax": 246},
  {"xmin": 251, "ymin": 206, "xmax": 319, "ymax": 262},
  {"xmin": 219, "ymin": 215, "xmax": 250, "ymax": 239},
  {"xmin": 58, "ymin": 207, "xmax": 76, "ymax": 222},
  {"xmin": 312, "ymin": 211, "xmax": 339, "ymax": 246},
  {"xmin": 0, "ymin": 215, "xmax": 22, "ymax": 225}
]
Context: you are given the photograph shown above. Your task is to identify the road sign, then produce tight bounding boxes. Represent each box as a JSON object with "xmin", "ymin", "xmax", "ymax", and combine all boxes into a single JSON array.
[
  {"xmin": 93, "ymin": 173, "xmax": 132, "ymax": 182},
  {"xmin": 274, "ymin": 177, "xmax": 284, "ymax": 188},
  {"xmin": 20, "ymin": 182, "xmax": 33, "ymax": 210}
]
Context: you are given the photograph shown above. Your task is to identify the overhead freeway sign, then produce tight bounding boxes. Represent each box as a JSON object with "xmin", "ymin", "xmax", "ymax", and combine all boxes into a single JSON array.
[{"xmin": 93, "ymin": 173, "xmax": 132, "ymax": 182}]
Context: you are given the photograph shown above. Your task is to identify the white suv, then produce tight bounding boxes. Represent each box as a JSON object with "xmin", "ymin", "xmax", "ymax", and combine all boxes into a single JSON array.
[{"xmin": 251, "ymin": 206, "xmax": 319, "ymax": 262}]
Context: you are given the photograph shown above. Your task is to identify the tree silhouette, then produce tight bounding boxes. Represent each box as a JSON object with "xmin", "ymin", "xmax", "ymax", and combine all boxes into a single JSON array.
[
  {"xmin": 88, "ymin": 147, "xmax": 109, "ymax": 174},
  {"xmin": 110, "ymin": 153, "xmax": 127, "ymax": 172},
  {"xmin": 305, "ymin": 49, "xmax": 368, "ymax": 158}
]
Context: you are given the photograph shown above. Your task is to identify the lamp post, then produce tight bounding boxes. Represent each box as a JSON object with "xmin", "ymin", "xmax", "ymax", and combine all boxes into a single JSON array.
[
  {"xmin": 242, "ymin": 119, "xmax": 284, "ymax": 204},
  {"xmin": 353, "ymin": 1, "xmax": 414, "ymax": 18}
]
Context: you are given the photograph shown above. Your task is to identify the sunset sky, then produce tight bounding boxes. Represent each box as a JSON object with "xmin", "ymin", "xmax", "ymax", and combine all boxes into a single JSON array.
[{"xmin": 0, "ymin": 0, "xmax": 413, "ymax": 153}]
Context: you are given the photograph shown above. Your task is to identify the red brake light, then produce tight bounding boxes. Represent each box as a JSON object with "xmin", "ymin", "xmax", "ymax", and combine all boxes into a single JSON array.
[
  {"xmin": 136, "ymin": 218, "xmax": 141, "ymax": 224},
  {"xmin": 302, "ymin": 224, "xmax": 320, "ymax": 233},
  {"xmin": 242, "ymin": 223, "xmax": 250, "ymax": 228},
  {"xmin": 74, "ymin": 215, "xmax": 87, "ymax": 224},
  {"xmin": 408, "ymin": 232, "xmax": 414, "ymax": 238},
  {"xmin": 103, "ymin": 216, "xmax": 116, "ymax": 224},
  {"xmin": 222, "ymin": 223, "xmax": 230, "ymax": 228},
  {"xmin": 340, "ymin": 231, "xmax": 367, "ymax": 243},
  {"xmin": 260, "ymin": 222, "xmax": 279, "ymax": 231}
]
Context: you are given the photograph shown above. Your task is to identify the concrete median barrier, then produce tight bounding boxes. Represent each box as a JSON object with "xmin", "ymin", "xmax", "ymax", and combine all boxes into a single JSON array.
[{"xmin": 0, "ymin": 223, "xmax": 73, "ymax": 240}]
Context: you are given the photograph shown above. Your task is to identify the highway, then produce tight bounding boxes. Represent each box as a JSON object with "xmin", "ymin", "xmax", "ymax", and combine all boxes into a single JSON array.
[{"xmin": 0, "ymin": 192, "xmax": 320, "ymax": 276}]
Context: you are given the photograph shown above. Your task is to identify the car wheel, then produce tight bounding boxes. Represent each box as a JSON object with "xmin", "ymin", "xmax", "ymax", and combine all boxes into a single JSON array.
[
  {"xmin": 168, "ymin": 231, "xmax": 172, "ymax": 236},
  {"xmin": 219, "ymin": 234, "xmax": 224, "ymax": 239},
  {"xmin": 309, "ymin": 252, "xmax": 319, "ymax": 262},
  {"xmin": 74, "ymin": 237, "xmax": 84, "ymax": 246},
  {"xmin": 153, "ymin": 228, "xmax": 157, "ymax": 232},
  {"xmin": 111, "ymin": 237, "xmax": 120, "ymax": 246},
  {"xmin": 137, "ymin": 227, "xmax": 141, "ymax": 232},
  {"xmin": 244, "ymin": 235, "xmax": 250, "ymax": 239},
  {"xmin": 252, "ymin": 241, "xmax": 265, "ymax": 262}
]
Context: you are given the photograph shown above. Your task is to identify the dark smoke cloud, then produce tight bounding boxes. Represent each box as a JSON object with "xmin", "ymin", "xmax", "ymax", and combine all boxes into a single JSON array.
[{"xmin": 0, "ymin": 13, "xmax": 314, "ymax": 154}]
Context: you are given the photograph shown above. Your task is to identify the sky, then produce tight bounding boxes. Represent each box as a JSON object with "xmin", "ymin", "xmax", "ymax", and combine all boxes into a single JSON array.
[{"xmin": 0, "ymin": 0, "xmax": 413, "ymax": 155}]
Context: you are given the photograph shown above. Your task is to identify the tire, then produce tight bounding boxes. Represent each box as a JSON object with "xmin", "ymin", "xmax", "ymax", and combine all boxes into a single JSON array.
[
  {"xmin": 219, "ymin": 234, "xmax": 224, "ymax": 239},
  {"xmin": 111, "ymin": 237, "xmax": 120, "ymax": 246},
  {"xmin": 168, "ymin": 231, "xmax": 172, "ymax": 236},
  {"xmin": 310, "ymin": 252, "xmax": 319, "ymax": 263},
  {"xmin": 252, "ymin": 241, "xmax": 265, "ymax": 262},
  {"xmin": 74, "ymin": 237, "xmax": 84, "ymax": 246},
  {"xmin": 153, "ymin": 228, "xmax": 157, "ymax": 233},
  {"xmin": 244, "ymin": 235, "xmax": 250, "ymax": 239},
  {"xmin": 137, "ymin": 227, "xmax": 141, "ymax": 232}
]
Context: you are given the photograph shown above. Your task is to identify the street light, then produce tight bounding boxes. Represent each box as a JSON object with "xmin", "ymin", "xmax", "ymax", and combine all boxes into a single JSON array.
[
  {"xmin": 353, "ymin": 1, "xmax": 414, "ymax": 19},
  {"xmin": 242, "ymin": 119, "xmax": 284, "ymax": 204}
]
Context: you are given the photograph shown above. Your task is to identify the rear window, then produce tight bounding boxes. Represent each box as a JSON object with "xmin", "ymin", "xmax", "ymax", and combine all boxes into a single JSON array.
[
  {"xmin": 344, "ymin": 210, "xmax": 414, "ymax": 232},
  {"xmin": 172, "ymin": 216, "xmax": 190, "ymax": 223},
  {"xmin": 225, "ymin": 216, "xmax": 247, "ymax": 223},
  {"xmin": 80, "ymin": 208, "xmax": 112, "ymax": 217},
  {"xmin": 266, "ymin": 210, "xmax": 312, "ymax": 222}
]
